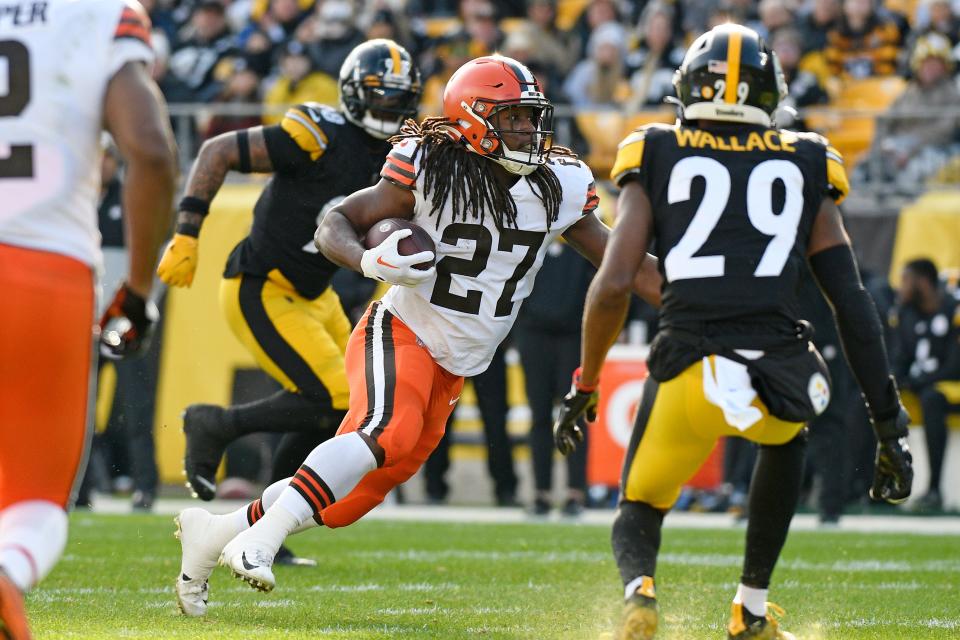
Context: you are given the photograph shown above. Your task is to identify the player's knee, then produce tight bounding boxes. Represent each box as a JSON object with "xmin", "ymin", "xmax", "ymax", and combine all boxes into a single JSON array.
[{"xmin": 623, "ymin": 480, "xmax": 681, "ymax": 511}]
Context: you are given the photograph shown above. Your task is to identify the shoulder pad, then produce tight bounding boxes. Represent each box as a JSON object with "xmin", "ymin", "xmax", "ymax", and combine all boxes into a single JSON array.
[
  {"xmin": 113, "ymin": 0, "xmax": 152, "ymax": 47},
  {"xmin": 610, "ymin": 123, "xmax": 671, "ymax": 186},
  {"xmin": 791, "ymin": 130, "xmax": 850, "ymax": 204},
  {"xmin": 279, "ymin": 104, "xmax": 342, "ymax": 161}
]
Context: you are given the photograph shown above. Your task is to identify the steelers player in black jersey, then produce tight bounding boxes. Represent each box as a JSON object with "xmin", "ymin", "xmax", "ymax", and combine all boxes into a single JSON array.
[
  {"xmin": 553, "ymin": 24, "xmax": 914, "ymax": 640},
  {"xmin": 156, "ymin": 40, "xmax": 421, "ymax": 511}
]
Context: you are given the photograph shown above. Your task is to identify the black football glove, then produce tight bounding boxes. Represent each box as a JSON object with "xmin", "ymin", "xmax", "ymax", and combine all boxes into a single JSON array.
[
  {"xmin": 99, "ymin": 283, "xmax": 159, "ymax": 360},
  {"xmin": 553, "ymin": 367, "xmax": 599, "ymax": 456},
  {"xmin": 869, "ymin": 407, "xmax": 914, "ymax": 505}
]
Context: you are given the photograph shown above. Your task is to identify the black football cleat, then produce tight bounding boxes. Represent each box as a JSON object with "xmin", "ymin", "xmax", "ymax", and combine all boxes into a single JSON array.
[
  {"xmin": 182, "ymin": 404, "xmax": 230, "ymax": 501},
  {"xmin": 274, "ymin": 545, "xmax": 317, "ymax": 567}
]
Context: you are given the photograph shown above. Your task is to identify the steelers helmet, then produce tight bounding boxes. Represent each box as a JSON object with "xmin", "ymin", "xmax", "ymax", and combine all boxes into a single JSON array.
[
  {"xmin": 672, "ymin": 23, "xmax": 787, "ymax": 127},
  {"xmin": 339, "ymin": 39, "xmax": 422, "ymax": 139}
]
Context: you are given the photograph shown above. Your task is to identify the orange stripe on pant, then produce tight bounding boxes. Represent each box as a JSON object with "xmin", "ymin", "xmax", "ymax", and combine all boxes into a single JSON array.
[
  {"xmin": 0, "ymin": 243, "xmax": 94, "ymax": 509},
  {"xmin": 319, "ymin": 302, "xmax": 463, "ymax": 528}
]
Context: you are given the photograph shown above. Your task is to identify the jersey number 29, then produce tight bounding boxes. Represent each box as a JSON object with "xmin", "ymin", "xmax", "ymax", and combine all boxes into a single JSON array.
[{"xmin": 664, "ymin": 156, "xmax": 804, "ymax": 282}]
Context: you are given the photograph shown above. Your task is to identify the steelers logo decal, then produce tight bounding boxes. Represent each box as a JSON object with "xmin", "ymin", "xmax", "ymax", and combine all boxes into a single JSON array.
[
  {"xmin": 808, "ymin": 372, "xmax": 830, "ymax": 415},
  {"xmin": 702, "ymin": 85, "xmax": 715, "ymax": 100}
]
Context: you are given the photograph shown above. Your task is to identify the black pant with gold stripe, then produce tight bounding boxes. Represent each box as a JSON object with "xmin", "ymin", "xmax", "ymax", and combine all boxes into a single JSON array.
[
  {"xmin": 216, "ymin": 270, "xmax": 352, "ymax": 477},
  {"xmin": 612, "ymin": 359, "xmax": 808, "ymax": 595}
]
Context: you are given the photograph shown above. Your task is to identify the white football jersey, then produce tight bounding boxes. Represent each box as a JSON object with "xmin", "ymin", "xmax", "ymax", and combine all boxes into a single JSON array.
[
  {"xmin": 0, "ymin": 0, "xmax": 153, "ymax": 267},
  {"xmin": 379, "ymin": 137, "xmax": 600, "ymax": 376}
]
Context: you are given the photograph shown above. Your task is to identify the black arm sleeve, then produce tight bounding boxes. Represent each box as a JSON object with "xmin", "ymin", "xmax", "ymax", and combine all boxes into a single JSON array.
[{"xmin": 809, "ymin": 244, "xmax": 901, "ymax": 423}]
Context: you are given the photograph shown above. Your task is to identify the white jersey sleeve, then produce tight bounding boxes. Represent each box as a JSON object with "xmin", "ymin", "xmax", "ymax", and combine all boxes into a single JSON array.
[
  {"xmin": 0, "ymin": 0, "xmax": 154, "ymax": 268},
  {"xmin": 380, "ymin": 148, "xmax": 598, "ymax": 376}
]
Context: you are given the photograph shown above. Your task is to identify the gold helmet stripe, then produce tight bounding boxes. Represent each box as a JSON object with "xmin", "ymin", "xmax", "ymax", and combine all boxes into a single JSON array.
[
  {"xmin": 388, "ymin": 42, "xmax": 402, "ymax": 75},
  {"xmin": 724, "ymin": 29, "xmax": 742, "ymax": 104}
]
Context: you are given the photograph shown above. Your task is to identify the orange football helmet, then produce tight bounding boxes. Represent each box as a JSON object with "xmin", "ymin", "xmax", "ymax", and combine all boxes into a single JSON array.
[{"xmin": 442, "ymin": 55, "xmax": 553, "ymax": 175}]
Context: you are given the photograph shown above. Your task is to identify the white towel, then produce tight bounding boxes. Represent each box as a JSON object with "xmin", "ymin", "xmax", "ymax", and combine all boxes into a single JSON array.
[{"xmin": 702, "ymin": 353, "xmax": 763, "ymax": 432}]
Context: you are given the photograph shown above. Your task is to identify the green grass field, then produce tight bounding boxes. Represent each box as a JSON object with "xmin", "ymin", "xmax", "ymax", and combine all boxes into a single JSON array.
[{"xmin": 27, "ymin": 513, "xmax": 960, "ymax": 639}]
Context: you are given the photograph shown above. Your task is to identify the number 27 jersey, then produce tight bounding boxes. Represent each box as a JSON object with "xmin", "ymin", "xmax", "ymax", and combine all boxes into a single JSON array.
[
  {"xmin": 379, "ymin": 137, "xmax": 599, "ymax": 377},
  {"xmin": 611, "ymin": 123, "xmax": 850, "ymax": 332}
]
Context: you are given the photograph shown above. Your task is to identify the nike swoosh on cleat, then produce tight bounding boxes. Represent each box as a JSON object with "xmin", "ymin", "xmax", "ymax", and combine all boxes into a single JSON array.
[
  {"xmin": 449, "ymin": 396, "xmax": 461, "ymax": 405},
  {"xmin": 377, "ymin": 256, "xmax": 398, "ymax": 269},
  {"xmin": 241, "ymin": 552, "xmax": 258, "ymax": 571},
  {"xmin": 192, "ymin": 476, "xmax": 217, "ymax": 493}
]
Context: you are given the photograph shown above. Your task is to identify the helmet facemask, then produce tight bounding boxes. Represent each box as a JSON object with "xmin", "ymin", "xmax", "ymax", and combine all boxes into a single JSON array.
[{"xmin": 471, "ymin": 97, "xmax": 554, "ymax": 176}]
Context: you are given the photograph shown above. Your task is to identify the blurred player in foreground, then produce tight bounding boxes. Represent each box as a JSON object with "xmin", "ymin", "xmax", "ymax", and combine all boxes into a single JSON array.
[
  {"xmin": 554, "ymin": 23, "xmax": 914, "ymax": 640},
  {"xmin": 171, "ymin": 54, "xmax": 661, "ymax": 614},
  {"xmin": 0, "ymin": 0, "xmax": 176, "ymax": 636}
]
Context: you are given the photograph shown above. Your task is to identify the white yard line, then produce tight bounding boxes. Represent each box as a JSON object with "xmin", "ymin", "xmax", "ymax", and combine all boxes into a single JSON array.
[{"xmin": 86, "ymin": 496, "xmax": 960, "ymax": 535}]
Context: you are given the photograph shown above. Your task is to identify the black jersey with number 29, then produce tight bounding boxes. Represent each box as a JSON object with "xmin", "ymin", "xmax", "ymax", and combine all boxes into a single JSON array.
[{"xmin": 612, "ymin": 122, "xmax": 850, "ymax": 334}]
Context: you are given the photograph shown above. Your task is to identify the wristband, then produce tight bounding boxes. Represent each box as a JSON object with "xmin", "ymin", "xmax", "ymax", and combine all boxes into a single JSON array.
[
  {"xmin": 175, "ymin": 222, "xmax": 201, "ymax": 238},
  {"xmin": 573, "ymin": 366, "xmax": 599, "ymax": 393},
  {"xmin": 179, "ymin": 196, "xmax": 210, "ymax": 216}
]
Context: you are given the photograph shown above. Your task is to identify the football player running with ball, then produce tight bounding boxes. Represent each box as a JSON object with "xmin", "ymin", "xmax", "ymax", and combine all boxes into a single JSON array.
[
  {"xmin": 159, "ymin": 41, "xmax": 422, "ymax": 614},
  {"xmin": 554, "ymin": 24, "xmax": 914, "ymax": 640},
  {"xmin": 170, "ymin": 55, "xmax": 662, "ymax": 607}
]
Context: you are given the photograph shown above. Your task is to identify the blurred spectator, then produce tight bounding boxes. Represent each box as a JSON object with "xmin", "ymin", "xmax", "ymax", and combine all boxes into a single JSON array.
[
  {"xmin": 253, "ymin": 0, "xmax": 309, "ymax": 44},
  {"xmin": 571, "ymin": 0, "xmax": 622, "ymax": 60},
  {"xmin": 563, "ymin": 22, "xmax": 630, "ymax": 109},
  {"xmin": 306, "ymin": 0, "xmax": 365, "ymax": 77},
  {"xmin": 757, "ymin": 0, "xmax": 795, "ymax": 40},
  {"xmin": 858, "ymin": 33, "xmax": 960, "ymax": 188},
  {"xmin": 514, "ymin": 243, "xmax": 595, "ymax": 516},
  {"xmin": 890, "ymin": 258, "xmax": 960, "ymax": 512},
  {"xmin": 205, "ymin": 57, "xmax": 264, "ymax": 138},
  {"xmin": 460, "ymin": 0, "xmax": 504, "ymax": 55},
  {"xmin": 914, "ymin": 0, "xmax": 960, "ymax": 45},
  {"xmin": 363, "ymin": 8, "xmax": 415, "ymax": 53},
  {"xmin": 140, "ymin": 0, "xmax": 180, "ymax": 47},
  {"xmin": 521, "ymin": 0, "xmax": 578, "ymax": 78},
  {"xmin": 624, "ymin": 2, "xmax": 684, "ymax": 111},
  {"xmin": 419, "ymin": 33, "xmax": 476, "ymax": 116},
  {"xmin": 798, "ymin": 0, "xmax": 842, "ymax": 54},
  {"xmin": 771, "ymin": 28, "xmax": 829, "ymax": 129},
  {"xmin": 166, "ymin": 1, "xmax": 236, "ymax": 102},
  {"xmin": 824, "ymin": 0, "xmax": 904, "ymax": 78},
  {"xmin": 237, "ymin": 29, "xmax": 276, "ymax": 78},
  {"xmin": 263, "ymin": 41, "xmax": 339, "ymax": 124}
]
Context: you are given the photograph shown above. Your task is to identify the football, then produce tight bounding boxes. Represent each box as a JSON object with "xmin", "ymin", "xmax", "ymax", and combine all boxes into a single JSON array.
[{"xmin": 363, "ymin": 218, "xmax": 436, "ymax": 270}]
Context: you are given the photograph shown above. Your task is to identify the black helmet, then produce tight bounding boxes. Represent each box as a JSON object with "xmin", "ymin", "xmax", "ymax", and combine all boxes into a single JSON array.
[
  {"xmin": 672, "ymin": 23, "xmax": 787, "ymax": 127},
  {"xmin": 339, "ymin": 39, "xmax": 422, "ymax": 139}
]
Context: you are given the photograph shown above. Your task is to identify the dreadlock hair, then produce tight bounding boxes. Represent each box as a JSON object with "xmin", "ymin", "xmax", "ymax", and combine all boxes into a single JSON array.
[{"xmin": 390, "ymin": 117, "xmax": 580, "ymax": 231}]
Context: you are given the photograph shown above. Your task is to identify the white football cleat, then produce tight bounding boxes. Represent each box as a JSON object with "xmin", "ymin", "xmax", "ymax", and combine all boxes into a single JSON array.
[
  {"xmin": 220, "ymin": 539, "xmax": 276, "ymax": 592},
  {"xmin": 174, "ymin": 507, "xmax": 238, "ymax": 616}
]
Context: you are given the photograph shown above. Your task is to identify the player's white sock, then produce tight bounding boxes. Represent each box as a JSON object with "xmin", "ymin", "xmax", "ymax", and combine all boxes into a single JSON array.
[
  {"xmin": 0, "ymin": 500, "xmax": 67, "ymax": 591},
  {"xmin": 229, "ymin": 478, "xmax": 319, "ymax": 535},
  {"xmin": 274, "ymin": 432, "xmax": 377, "ymax": 523},
  {"xmin": 734, "ymin": 584, "xmax": 768, "ymax": 617}
]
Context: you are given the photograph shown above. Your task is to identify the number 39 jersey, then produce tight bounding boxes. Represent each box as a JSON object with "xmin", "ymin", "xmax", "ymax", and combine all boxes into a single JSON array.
[
  {"xmin": 611, "ymin": 122, "xmax": 850, "ymax": 334},
  {"xmin": 0, "ymin": 0, "xmax": 153, "ymax": 268},
  {"xmin": 379, "ymin": 137, "xmax": 599, "ymax": 377}
]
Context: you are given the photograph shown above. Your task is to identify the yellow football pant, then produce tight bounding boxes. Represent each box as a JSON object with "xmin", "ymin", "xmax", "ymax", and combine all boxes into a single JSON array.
[
  {"xmin": 622, "ymin": 358, "xmax": 805, "ymax": 510},
  {"xmin": 220, "ymin": 270, "xmax": 351, "ymax": 409}
]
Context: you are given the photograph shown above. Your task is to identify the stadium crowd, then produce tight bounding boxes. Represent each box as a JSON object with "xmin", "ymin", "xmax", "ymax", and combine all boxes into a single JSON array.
[{"xmin": 144, "ymin": 0, "xmax": 960, "ymax": 186}]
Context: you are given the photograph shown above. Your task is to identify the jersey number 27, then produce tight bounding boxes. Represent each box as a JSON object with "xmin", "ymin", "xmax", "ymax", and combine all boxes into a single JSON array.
[{"xmin": 664, "ymin": 156, "xmax": 804, "ymax": 282}]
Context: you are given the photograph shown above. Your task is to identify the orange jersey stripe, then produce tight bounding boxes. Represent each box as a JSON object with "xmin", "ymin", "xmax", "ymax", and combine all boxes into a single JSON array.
[{"xmin": 381, "ymin": 166, "xmax": 415, "ymax": 188}]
